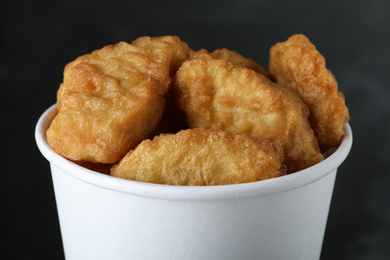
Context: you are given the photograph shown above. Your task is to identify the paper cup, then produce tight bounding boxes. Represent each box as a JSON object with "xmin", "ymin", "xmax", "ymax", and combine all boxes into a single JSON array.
[{"xmin": 35, "ymin": 104, "xmax": 352, "ymax": 260}]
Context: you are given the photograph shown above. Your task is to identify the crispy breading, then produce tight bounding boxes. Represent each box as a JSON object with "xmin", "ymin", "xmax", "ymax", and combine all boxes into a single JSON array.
[
  {"xmin": 131, "ymin": 36, "xmax": 190, "ymax": 136},
  {"xmin": 111, "ymin": 129, "xmax": 286, "ymax": 185},
  {"xmin": 47, "ymin": 72, "xmax": 165, "ymax": 164},
  {"xmin": 172, "ymin": 54, "xmax": 324, "ymax": 172},
  {"xmin": 190, "ymin": 48, "xmax": 269, "ymax": 78},
  {"xmin": 269, "ymin": 34, "xmax": 349, "ymax": 147},
  {"xmin": 47, "ymin": 36, "xmax": 189, "ymax": 163},
  {"xmin": 57, "ymin": 43, "xmax": 170, "ymax": 108},
  {"xmin": 132, "ymin": 35, "xmax": 190, "ymax": 76}
]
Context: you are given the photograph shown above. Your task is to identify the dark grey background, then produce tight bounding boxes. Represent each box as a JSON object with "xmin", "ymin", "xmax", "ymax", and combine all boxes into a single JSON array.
[{"xmin": 1, "ymin": 0, "xmax": 389, "ymax": 259}]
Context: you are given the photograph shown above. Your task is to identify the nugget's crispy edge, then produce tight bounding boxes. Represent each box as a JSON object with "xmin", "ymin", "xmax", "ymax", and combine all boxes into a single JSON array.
[
  {"xmin": 132, "ymin": 35, "xmax": 190, "ymax": 76},
  {"xmin": 131, "ymin": 36, "xmax": 190, "ymax": 136},
  {"xmin": 47, "ymin": 78, "xmax": 166, "ymax": 163},
  {"xmin": 269, "ymin": 34, "xmax": 349, "ymax": 147},
  {"xmin": 111, "ymin": 129, "xmax": 285, "ymax": 185},
  {"xmin": 57, "ymin": 40, "xmax": 178, "ymax": 108},
  {"xmin": 47, "ymin": 36, "xmax": 189, "ymax": 164},
  {"xmin": 172, "ymin": 54, "xmax": 323, "ymax": 172},
  {"xmin": 190, "ymin": 48, "xmax": 269, "ymax": 78}
]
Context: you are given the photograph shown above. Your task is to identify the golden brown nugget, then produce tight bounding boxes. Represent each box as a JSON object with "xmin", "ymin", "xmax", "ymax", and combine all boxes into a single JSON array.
[
  {"xmin": 57, "ymin": 36, "xmax": 189, "ymax": 108},
  {"xmin": 190, "ymin": 48, "xmax": 269, "ymax": 78},
  {"xmin": 47, "ymin": 74, "xmax": 165, "ymax": 164},
  {"xmin": 47, "ymin": 37, "xmax": 189, "ymax": 163},
  {"xmin": 269, "ymin": 34, "xmax": 349, "ymax": 147},
  {"xmin": 132, "ymin": 35, "xmax": 190, "ymax": 76},
  {"xmin": 111, "ymin": 129, "xmax": 286, "ymax": 185},
  {"xmin": 172, "ymin": 54, "xmax": 324, "ymax": 172}
]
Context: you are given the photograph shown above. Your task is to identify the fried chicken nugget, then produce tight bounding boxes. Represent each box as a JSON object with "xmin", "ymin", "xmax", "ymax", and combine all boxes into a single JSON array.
[
  {"xmin": 269, "ymin": 34, "xmax": 349, "ymax": 147},
  {"xmin": 111, "ymin": 129, "xmax": 286, "ymax": 185},
  {"xmin": 172, "ymin": 54, "xmax": 324, "ymax": 173},
  {"xmin": 47, "ymin": 36, "xmax": 189, "ymax": 163},
  {"xmin": 132, "ymin": 35, "xmax": 190, "ymax": 76},
  {"xmin": 190, "ymin": 48, "xmax": 270, "ymax": 78}
]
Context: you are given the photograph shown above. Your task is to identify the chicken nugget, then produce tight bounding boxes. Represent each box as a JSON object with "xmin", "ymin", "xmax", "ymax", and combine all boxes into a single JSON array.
[
  {"xmin": 57, "ymin": 37, "xmax": 189, "ymax": 108},
  {"xmin": 111, "ymin": 129, "xmax": 286, "ymax": 185},
  {"xmin": 132, "ymin": 35, "xmax": 190, "ymax": 76},
  {"xmin": 190, "ymin": 48, "xmax": 269, "ymax": 78},
  {"xmin": 269, "ymin": 34, "xmax": 349, "ymax": 148},
  {"xmin": 172, "ymin": 54, "xmax": 324, "ymax": 173},
  {"xmin": 47, "ymin": 36, "xmax": 189, "ymax": 163}
]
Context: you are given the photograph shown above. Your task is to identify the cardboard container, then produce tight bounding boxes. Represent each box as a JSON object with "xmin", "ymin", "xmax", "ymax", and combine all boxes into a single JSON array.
[{"xmin": 35, "ymin": 104, "xmax": 352, "ymax": 260}]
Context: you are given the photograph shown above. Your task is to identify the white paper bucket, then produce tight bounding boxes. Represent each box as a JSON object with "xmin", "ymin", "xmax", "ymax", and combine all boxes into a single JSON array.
[{"xmin": 35, "ymin": 104, "xmax": 352, "ymax": 260}]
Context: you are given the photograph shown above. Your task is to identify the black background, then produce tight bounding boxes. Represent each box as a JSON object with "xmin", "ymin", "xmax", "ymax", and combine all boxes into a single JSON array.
[{"xmin": 1, "ymin": 0, "xmax": 389, "ymax": 259}]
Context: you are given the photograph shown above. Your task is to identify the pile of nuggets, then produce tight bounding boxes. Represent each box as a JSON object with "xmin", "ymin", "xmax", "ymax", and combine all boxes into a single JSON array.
[{"xmin": 46, "ymin": 34, "xmax": 349, "ymax": 186}]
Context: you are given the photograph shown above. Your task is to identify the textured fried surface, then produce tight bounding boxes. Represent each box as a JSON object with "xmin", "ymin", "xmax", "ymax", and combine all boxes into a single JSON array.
[
  {"xmin": 173, "ymin": 54, "xmax": 323, "ymax": 172},
  {"xmin": 269, "ymin": 34, "xmax": 349, "ymax": 147},
  {"xmin": 132, "ymin": 35, "xmax": 190, "ymax": 76},
  {"xmin": 131, "ymin": 36, "xmax": 190, "ymax": 136},
  {"xmin": 47, "ymin": 36, "xmax": 189, "ymax": 163},
  {"xmin": 57, "ymin": 42, "xmax": 170, "ymax": 108},
  {"xmin": 190, "ymin": 48, "xmax": 269, "ymax": 78},
  {"xmin": 111, "ymin": 129, "xmax": 286, "ymax": 185}
]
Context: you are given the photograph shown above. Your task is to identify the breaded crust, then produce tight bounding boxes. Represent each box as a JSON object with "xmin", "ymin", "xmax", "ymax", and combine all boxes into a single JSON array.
[
  {"xmin": 132, "ymin": 35, "xmax": 190, "ymax": 76},
  {"xmin": 190, "ymin": 48, "xmax": 269, "ymax": 78},
  {"xmin": 269, "ymin": 34, "xmax": 349, "ymax": 147},
  {"xmin": 172, "ymin": 54, "xmax": 324, "ymax": 172},
  {"xmin": 111, "ymin": 129, "xmax": 286, "ymax": 185},
  {"xmin": 47, "ymin": 36, "xmax": 189, "ymax": 164}
]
